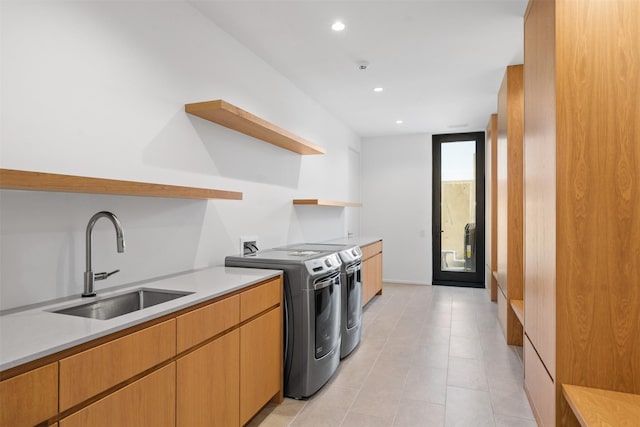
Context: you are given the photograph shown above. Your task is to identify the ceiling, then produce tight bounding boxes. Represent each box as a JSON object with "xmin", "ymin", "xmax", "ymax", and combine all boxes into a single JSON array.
[{"xmin": 190, "ymin": 0, "xmax": 528, "ymax": 138}]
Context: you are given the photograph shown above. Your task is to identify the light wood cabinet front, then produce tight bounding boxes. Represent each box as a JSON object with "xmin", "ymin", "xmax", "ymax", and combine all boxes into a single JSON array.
[
  {"xmin": 522, "ymin": 0, "xmax": 640, "ymax": 424},
  {"xmin": 0, "ymin": 362, "xmax": 58, "ymax": 427},
  {"xmin": 361, "ymin": 240, "xmax": 383, "ymax": 307},
  {"xmin": 240, "ymin": 278, "xmax": 281, "ymax": 322},
  {"xmin": 59, "ymin": 319, "xmax": 176, "ymax": 411},
  {"xmin": 523, "ymin": 0, "xmax": 556, "ymax": 378},
  {"xmin": 524, "ymin": 337, "xmax": 554, "ymax": 427},
  {"xmin": 362, "ymin": 252, "xmax": 382, "ymax": 307},
  {"xmin": 177, "ymin": 330, "xmax": 239, "ymax": 427},
  {"xmin": 1, "ymin": 277, "xmax": 284, "ymax": 426},
  {"xmin": 176, "ymin": 294, "xmax": 239, "ymax": 353},
  {"xmin": 360, "ymin": 240, "xmax": 382, "ymax": 260},
  {"xmin": 59, "ymin": 363, "xmax": 175, "ymax": 427},
  {"xmin": 496, "ymin": 64, "xmax": 524, "ymax": 347},
  {"xmin": 240, "ymin": 307, "xmax": 282, "ymax": 426}
]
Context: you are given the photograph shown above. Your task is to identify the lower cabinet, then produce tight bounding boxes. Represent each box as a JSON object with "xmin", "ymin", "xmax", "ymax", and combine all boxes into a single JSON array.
[
  {"xmin": 177, "ymin": 330, "xmax": 239, "ymax": 427},
  {"xmin": 0, "ymin": 362, "xmax": 58, "ymax": 427},
  {"xmin": 59, "ymin": 363, "xmax": 176, "ymax": 427},
  {"xmin": 361, "ymin": 247, "xmax": 382, "ymax": 307},
  {"xmin": 240, "ymin": 307, "xmax": 282, "ymax": 425},
  {"xmin": 0, "ymin": 276, "xmax": 283, "ymax": 427}
]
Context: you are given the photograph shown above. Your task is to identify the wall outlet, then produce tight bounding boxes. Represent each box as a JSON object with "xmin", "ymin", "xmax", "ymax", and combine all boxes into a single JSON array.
[{"xmin": 240, "ymin": 235, "xmax": 259, "ymax": 256}]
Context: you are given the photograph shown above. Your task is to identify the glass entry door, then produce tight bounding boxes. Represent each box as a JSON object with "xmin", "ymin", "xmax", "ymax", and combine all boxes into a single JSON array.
[{"xmin": 432, "ymin": 132, "xmax": 485, "ymax": 287}]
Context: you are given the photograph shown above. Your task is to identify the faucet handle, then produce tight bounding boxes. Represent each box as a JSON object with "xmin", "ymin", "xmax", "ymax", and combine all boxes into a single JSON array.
[{"xmin": 95, "ymin": 269, "xmax": 120, "ymax": 281}]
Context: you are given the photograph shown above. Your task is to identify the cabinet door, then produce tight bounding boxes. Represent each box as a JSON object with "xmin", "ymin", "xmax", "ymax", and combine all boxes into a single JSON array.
[
  {"xmin": 60, "ymin": 363, "xmax": 175, "ymax": 427},
  {"xmin": 523, "ymin": 0, "xmax": 556, "ymax": 376},
  {"xmin": 362, "ymin": 256, "xmax": 375, "ymax": 307},
  {"xmin": 362, "ymin": 253, "xmax": 382, "ymax": 307},
  {"xmin": 240, "ymin": 307, "xmax": 282, "ymax": 426},
  {"xmin": 0, "ymin": 363, "xmax": 58, "ymax": 427},
  {"xmin": 372, "ymin": 253, "xmax": 383, "ymax": 294},
  {"xmin": 177, "ymin": 330, "xmax": 240, "ymax": 427}
]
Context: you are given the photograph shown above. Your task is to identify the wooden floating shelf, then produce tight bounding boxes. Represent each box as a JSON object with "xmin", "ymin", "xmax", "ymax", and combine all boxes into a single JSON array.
[
  {"xmin": 293, "ymin": 199, "xmax": 362, "ymax": 207},
  {"xmin": 563, "ymin": 384, "xmax": 640, "ymax": 427},
  {"xmin": 0, "ymin": 169, "xmax": 243, "ymax": 200},
  {"xmin": 510, "ymin": 299, "xmax": 524, "ymax": 325},
  {"xmin": 185, "ymin": 99, "xmax": 325, "ymax": 155}
]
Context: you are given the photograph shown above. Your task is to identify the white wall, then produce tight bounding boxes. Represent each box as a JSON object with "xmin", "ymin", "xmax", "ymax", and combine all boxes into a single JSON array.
[
  {"xmin": 361, "ymin": 134, "xmax": 432, "ymax": 285},
  {"xmin": 0, "ymin": 1, "xmax": 360, "ymax": 310}
]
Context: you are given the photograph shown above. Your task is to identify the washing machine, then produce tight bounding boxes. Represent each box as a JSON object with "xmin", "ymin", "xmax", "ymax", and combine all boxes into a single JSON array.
[
  {"xmin": 225, "ymin": 249, "xmax": 342, "ymax": 399},
  {"xmin": 281, "ymin": 243, "xmax": 363, "ymax": 358}
]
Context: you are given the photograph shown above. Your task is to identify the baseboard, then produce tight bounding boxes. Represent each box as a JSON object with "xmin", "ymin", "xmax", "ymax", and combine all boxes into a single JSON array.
[{"xmin": 382, "ymin": 279, "xmax": 432, "ymax": 285}]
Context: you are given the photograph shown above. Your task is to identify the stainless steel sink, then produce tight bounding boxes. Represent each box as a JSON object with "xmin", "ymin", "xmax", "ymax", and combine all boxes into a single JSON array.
[{"xmin": 52, "ymin": 288, "xmax": 194, "ymax": 320}]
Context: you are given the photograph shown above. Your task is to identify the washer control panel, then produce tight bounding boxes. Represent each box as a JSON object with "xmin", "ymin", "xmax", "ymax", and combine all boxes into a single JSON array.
[
  {"xmin": 305, "ymin": 253, "xmax": 341, "ymax": 275},
  {"xmin": 337, "ymin": 245, "xmax": 362, "ymax": 263}
]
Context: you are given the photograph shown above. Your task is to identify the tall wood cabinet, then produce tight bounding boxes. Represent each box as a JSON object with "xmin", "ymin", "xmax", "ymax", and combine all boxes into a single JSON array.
[
  {"xmin": 523, "ymin": 0, "xmax": 640, "ymax": 425},
  {"xmin": 486, "ymin": 114, "xmax": 498, "ymax": 302},
  {"xmin": 496, "ymin": 64, "xmax": 524, "ymax": 346}
]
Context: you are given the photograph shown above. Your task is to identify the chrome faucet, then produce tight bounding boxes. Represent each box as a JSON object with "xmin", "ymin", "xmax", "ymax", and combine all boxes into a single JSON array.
[{"xmin": 83, "ymin": 211, "xmax": 125, "ymax": 297}]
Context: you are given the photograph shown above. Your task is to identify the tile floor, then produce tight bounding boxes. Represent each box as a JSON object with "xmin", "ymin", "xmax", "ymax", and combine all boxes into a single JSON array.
[{"xmin": 248, "ymin": 283, "xmax": 537, "ymax": 427}]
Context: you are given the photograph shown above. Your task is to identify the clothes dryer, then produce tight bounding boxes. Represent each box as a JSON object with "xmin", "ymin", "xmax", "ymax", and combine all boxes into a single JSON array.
[
  {"xmin": 225, "ymin": 249, "xmax": 342, "ymax": 399},
  {"xmin": 280, "ymin": 243, "xmax": 363, "ymax": 358}
]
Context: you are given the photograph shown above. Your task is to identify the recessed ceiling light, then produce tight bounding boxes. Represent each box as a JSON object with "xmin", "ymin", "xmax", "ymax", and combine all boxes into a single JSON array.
[
  {"xmin": 448, "ymin": 123, "xmax": 468, "ymax": 128},
  {"xmin": 331, "ymin": 21, "xmax": 345, "ymax": 31},
  {"xmin": 373, "ymin": 87, "xmax": 384, "ymax": 92},
  {"xmin": 396, "ymin": 120, "xmax": 404, "ymax": 124}
]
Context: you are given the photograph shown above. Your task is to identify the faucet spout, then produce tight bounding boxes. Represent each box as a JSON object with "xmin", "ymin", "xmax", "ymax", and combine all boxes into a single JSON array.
[{"xmin": 83, "ymin": 211, "xmax": 125, "ymax": 297}]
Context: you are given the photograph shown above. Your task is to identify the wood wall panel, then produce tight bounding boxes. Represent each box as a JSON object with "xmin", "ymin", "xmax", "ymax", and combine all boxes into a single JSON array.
[
  {"xmin": 523, "ymin": 0, "xmax": 557, "ymax": 378},
  {"xmin": 555, "ymin": 0, "xmax": 640, "ymax": 423}
]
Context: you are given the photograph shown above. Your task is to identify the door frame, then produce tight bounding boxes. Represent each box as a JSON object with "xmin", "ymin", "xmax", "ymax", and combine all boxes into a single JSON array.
[{"xmin": 432, "ymin": 131, "xmax": 486, "ymax": 287}]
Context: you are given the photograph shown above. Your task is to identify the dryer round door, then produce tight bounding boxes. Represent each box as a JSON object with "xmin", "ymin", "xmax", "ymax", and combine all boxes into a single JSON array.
[{"xmin": 313, "ymin": 272, "xmax": 341, "ymax": 359}]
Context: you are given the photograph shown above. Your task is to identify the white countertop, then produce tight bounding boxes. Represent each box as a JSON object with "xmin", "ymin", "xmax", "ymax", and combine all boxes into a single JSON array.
[
  {"xmin": 0, "ymin": 267, "xmax": 281, "ymax": 372},
  {"xmin": 323, "ymin": 236, "xmax": 382, "ymax": 247}
]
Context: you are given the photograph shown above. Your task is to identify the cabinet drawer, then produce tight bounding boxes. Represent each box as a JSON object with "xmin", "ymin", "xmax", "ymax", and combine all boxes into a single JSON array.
[
  {"xmin": 0, "ymin": 363, "xmax": 58, "ymax": 427},
  {"xmin": 240, "ymin": 278, "xmax": 281, "ymax": 322},
  {"xmin": 60, "ymin": 363, "xmax": 175, "ymax": 427},
  {"xmin": 176, "ymin": 294, "xmax": 239, "ymax": 353},
  {"xmin": 59, "ymin": 319, "xmax": 175, "ymax": 411},
  {"xmin": 361, "ymin": 241, "xmax": 382, "ymax": 260}
]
